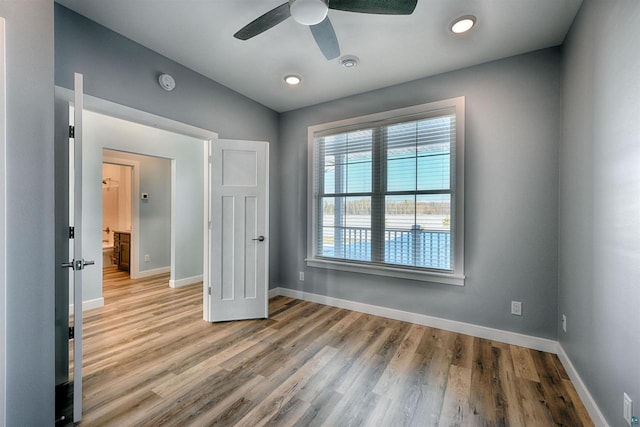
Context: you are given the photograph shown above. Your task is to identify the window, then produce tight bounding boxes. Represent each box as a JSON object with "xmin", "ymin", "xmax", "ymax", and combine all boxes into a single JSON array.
[{"xmin": 307, "ymin": 97, "xmax": 465, "ymax": 286}]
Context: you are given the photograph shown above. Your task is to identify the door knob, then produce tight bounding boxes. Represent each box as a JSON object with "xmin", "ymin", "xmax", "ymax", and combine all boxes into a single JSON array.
[
  {"xmin": 252, "ymin": 236, "xmax": 265, "ymax": 242},
  {"xmin": 61, "ymin": 259, "xmax": 95, "ymax": 270}
]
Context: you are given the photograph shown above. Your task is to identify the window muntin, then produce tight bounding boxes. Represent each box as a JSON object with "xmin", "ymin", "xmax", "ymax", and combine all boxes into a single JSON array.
[{"xmin": 308, "ymin": 98, "xmax": 464, "ymax": 284}]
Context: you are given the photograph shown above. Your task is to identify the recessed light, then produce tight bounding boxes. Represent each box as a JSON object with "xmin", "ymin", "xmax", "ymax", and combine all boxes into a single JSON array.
[
  {"xmin": 339, "ymin": 55, "xmax": 359, "ymax": 68},
  {"xmin": 450, "ymin": 15, "xmax": 476, "ymax": 34},
  {"xmin": 284, "ymin": 75, "xmax": 302, "ymax": 85}
]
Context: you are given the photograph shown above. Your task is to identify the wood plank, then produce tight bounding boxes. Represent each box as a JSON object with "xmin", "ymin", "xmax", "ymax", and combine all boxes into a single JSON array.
[
  {"xmin": 234, "ymin": 345, "xmax": 338, "ymax": 426},
  {"xmin": 450, "ymin": 333, "xmax": 474, "ymax": 369},
  {"xmin": 468, "ymin": 337, "xmax": 498, "ymax": 426},
  {"xmin": 493, "ymin": 341, "xmax": 526, "ymax": 426},
  {"xmin": 531, "ymin": 350, "xmax": 596, "ymax": 427},
  {"xmin": 511, "ymin": 344, "xmax": 541, "ymax": 382},
  {"xmin": 438, "ymin": 364, "xmax": 472, "ymax": 426},
  {"xmin": 372, "ymin": 323, "xmax": 424, "ymax": 396},
  {"xmin": 517, "ymin": 377, "xmax": 557, "ymax": 426}
]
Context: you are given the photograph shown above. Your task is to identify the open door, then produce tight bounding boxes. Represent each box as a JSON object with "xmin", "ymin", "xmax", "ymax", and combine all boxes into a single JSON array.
[
  {"xmin": 205, "ymin": 139, "xmax": 269, "ymax": 322},
  {"xmin": 58, "ymin": 73, "xmax": 93, "ymax": 423}
]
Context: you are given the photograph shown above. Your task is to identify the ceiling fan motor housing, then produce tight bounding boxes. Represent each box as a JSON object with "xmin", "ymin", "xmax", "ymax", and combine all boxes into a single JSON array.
[{"xmin": 289, "ymin": 0, "xmax": 329, "ymax": 25}]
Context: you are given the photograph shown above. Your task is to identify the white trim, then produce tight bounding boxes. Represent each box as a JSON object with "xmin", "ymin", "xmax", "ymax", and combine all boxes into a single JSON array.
[
  {"xmin": 70, "ymin": 297, "xmax": 104, "ymax": 312},
  {"xmin": 306, "ymin": 258, "xmax": 465, "ymax": 286},
  {"xmin": 0, "ymin": 17, "xmax": 6, "ymax": 425},
  {"xmin": 170, "ymin": 158, "xmax": 177, "ymax": 285},
  {"xmin": 268, "ymin": 288, "xmax": 280, "ymax": 299},
  {"xmin": 271, "ymin": 287, "xmax": 557, "ymax": 352},
  {"xmin": 54, "ymin": 86, "xmax": 218, "ymax": 141},
  {"xmin": 169, "ymin": 275, "xmax": 202, "ymax": 288},
  {"xmin": 203, "ymin": 140, "xmax": 212, "ymax": 321},
  {"xmin": 557, "ymin": 344, "xmax": 610, "ymax": 427},
  {"xmin": 136, "ymin": 266, "xmax": 171, "ymax": 279}
]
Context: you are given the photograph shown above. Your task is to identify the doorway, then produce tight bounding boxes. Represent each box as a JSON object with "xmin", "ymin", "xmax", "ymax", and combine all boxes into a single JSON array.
[
  {"xmin": 101, "ymin": 162, "xmax": 132, "ymax": 273},
  {"xmin": 55, "ymin": 85, "xmax": 270, "ymax": 423},
  {"xmin": 101, "ymin": 150, "xmax": 173, "ymax": 285}
]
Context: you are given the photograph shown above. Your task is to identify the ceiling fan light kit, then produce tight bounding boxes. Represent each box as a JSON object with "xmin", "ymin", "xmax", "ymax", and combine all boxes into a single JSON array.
[
  {"xmin": 234, "ymin": 0, "xmax": 418, "ymax": 60},
  {"xmin": 289, "ymin": 0, "xmax": 329, "ymax": 25}
]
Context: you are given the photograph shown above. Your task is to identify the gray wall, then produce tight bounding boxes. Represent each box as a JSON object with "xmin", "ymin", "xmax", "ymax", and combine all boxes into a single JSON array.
[
  {"xmin": 103, "ymin": 150, "xmax": 172, "ymax": 272},
  {"xmin": 279, "ymin": 48, "xmax": 562, "ymax": 339},
  {"xmin": 54, "ymin": 4, "xmax": 281, "ymax": 286},
  {"xmin": 560, "ymin": 0, "xmax": 640, "ymax": 425},
  {"xmin": 132, "ymin": 154, "xmax": 171, "ymax": 272},
  {"xmin": 0, "ymin": 0, "xmax": 55, "ymax": 425}
]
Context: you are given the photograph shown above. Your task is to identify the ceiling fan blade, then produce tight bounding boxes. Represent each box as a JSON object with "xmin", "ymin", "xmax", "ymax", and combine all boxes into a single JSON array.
[
  {"xmin": 233, "ymin": 2, "xmax": 291, "ymax": 40},
  {"xmin": 310, "ymin": 17, "xmax": 340, "ymax": 60},
  {"xmin": 328, "ymin": 0, "xmax": 417, "ymax": 15}
]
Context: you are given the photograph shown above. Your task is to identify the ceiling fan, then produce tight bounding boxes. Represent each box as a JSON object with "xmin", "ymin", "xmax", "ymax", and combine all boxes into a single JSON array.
[{"xmin": 233, "ymin": 0, "xmax": 418, "ymax": 60}]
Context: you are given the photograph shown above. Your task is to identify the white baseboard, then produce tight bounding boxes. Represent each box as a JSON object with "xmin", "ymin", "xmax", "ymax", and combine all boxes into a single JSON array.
[
  {"xmin": 134, "ymin": 266, "xmax": 171, "ymax": 279},
  {"xmin": 169, "ymin": 275, "xmax": 203, "ymax": 288},
  {"xmin": 69, "ymin": 297, "xmax": 104, "ymax": 312},
  {"xmin": 557, "ymin": 344, "xmax": 609, "ymax": 427},
  {"xmin": 268, "ymin": 288, "xmax": 280, "ymax": 299},
  {"xmin": 271, "ymin": 287, "xmax": 558, "ymax": 353}
]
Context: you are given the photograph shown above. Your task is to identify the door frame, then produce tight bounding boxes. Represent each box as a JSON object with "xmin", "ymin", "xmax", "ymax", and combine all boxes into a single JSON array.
[
  {"xmin": 0, "ymin": 16, "xmax": 6, "ymax": 424},
  {"xmin": 55, "ymin": 86, "xmax": 218, "ymax": 322},
  {"xmin": 101, "ymin": 156, "xmax": 139, "ymax": 275}
]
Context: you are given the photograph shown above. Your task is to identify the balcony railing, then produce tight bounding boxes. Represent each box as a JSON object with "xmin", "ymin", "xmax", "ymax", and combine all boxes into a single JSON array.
[{"xmin": 321, "ymin": 226, "xmax": 451, "ymax": 270}]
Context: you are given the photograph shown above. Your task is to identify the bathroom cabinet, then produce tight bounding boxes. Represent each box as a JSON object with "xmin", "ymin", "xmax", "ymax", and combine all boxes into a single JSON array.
[{"xmin": 113, "ymin": 231, "xmax": 130, "ymax": 272}]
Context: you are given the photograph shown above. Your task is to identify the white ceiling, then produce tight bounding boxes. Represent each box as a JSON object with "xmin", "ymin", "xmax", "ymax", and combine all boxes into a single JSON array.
[{"xmin": 55, "ymin": 0, "xmax": 583, "ymax": 113}]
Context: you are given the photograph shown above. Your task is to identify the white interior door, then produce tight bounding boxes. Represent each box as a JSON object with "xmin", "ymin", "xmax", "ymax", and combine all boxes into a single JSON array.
[
  {"xmin": 206, "ymin": 139, "xmax": 269, "ymax": 322},
  {"xmin": 63, "ymin": 73, "xmax": 93, "ymax": 423}
]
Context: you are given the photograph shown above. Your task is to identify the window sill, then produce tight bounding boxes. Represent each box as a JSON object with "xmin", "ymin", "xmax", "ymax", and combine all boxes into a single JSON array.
[{"xmin": 305, "ymin": 258, "xmax": 465, "ymax": 286}]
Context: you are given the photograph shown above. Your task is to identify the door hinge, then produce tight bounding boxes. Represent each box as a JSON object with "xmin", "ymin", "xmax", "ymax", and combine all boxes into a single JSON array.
[
  {"xmin": 69, "ymin": 326, "xmax": 74, "ymax": 340},
  {"xmin": 68, "ymin": 125, "xmax": 75, "ymax": 138},
  {"xmin": 208, "ymin": 155, "xmax": 212, "ymax": 164},
  {"xmin": 69, "ymin": 226, "xmax": 75, "ymax": 239},
  {"xmin": 208, "ymin": 287, "xmax": 211, "ymax": 295}
]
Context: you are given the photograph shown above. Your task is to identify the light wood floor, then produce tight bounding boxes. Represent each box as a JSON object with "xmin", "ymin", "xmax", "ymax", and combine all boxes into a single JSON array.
[{"xmin": 79, "ymin": 267, "xmax": 593, "ymax": 426}]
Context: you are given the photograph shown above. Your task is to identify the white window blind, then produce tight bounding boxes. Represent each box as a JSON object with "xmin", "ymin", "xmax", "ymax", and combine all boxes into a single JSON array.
[{"xmin": 308, "ymin": 98, "xmax": 465, "ymax": 283}]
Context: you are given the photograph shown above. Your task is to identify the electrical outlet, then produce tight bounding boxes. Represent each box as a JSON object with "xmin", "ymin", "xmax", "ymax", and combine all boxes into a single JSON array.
[
  {"xmin": 299, "ymin": 272, "xmax": 304, "ymax": 281},
  {"xmin": 511, "ymin": 301, "xmax": 522, "ymax": 316},
  {"xmin": 562, "ymin": 314, "xmax": 567, "ymax": 332},
  {"xmin": 144, "ymin": 254, "xmax": 150, "ymax": 262},
  {"xmin": 624, "ymin": 393, "xmax": 633, "ymax": 426}
]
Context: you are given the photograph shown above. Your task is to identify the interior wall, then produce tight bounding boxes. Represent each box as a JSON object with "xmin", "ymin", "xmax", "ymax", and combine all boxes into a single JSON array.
[
  {"xmin": 279, "ymin": 48, "xmax": 562, "ymax": 339},
  {"xmin": 104, "ymin": 150, "xmax": 172, "ymax": 272},
  {"xmin": 0, "ymin": 0, "xmax": 55, "ymax": 425},
  {"xmin": 559, "ymin": 0, "xmax": 640, "ymax": 425},
  {"xmin": 54, "ymin": 4, "xmax": 281, "ymax": 286},
  {"xmin": 81, "ymin": 110, "xmax": 203, "ymax": 303}
]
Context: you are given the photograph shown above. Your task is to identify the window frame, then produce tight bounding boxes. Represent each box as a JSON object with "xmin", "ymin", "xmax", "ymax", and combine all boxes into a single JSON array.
[{"xmin": 306, "ymin": 97, "xmax": 465, "ymax": 286}]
